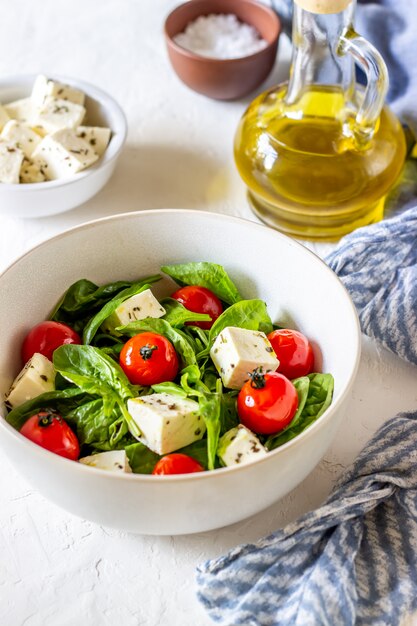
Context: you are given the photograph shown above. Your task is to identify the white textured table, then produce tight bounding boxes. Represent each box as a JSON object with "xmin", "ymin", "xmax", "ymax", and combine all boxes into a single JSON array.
[{"xmin": 0, "ymin": 2, "xmax": 416, "ymax": 625}]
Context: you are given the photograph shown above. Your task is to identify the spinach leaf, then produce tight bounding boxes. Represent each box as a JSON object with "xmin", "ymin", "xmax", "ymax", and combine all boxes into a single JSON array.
[
  {"xmin": 5, "ymin": 387, "xmax": 87, "ymax": 431},
  {"xmin": 51, "ymin": 279, "xmax": 132, "ymax": 319},
  {"xmin": 264, "ymin": 376, "xmax": 310, "ymax": 450},
  {"xmin": 220, "ymin": 391, "xmax": 239, "ymax": 434},
  {"xmin": 53, "ymin": 344, "xmax": 142, "ymax": 440},
  {"xmin": 199, "ymin": 380, "xmax": 223, "ymax": 471},
  {"xmin": 161, "ymin": 298, "xmax": 211, "ymax": 327},
  {"xmin": 178, "ymin": 439, "xmax": 213, "ymax": 470},
  {"xmin": 65, "ymin": 398, "xmax": 118, "ymax": 449},
  {"xmin": 125, "ymin": 441, "xmax": 161, "ymax": 474},
  {"xmin": 82, "ymin": 275, "xmax": 161, "ymax": 344},
  {"xmin": 118, "ymin": 318, "xmax": 197, "ymax": 367},
  {"xmin": 161, "ymin": 262, "xmax": 242, "ymax": 305},
  {"xmin": 265, "ymin": 373, "xmax": 334, "ymax": 450},
  {"xmin": 201, "ymin": 299, "xmax": 273, "ymax": 355},
  {"xmin": 150, "ymin": 381, "xmax": 187, "ymax": 398}
]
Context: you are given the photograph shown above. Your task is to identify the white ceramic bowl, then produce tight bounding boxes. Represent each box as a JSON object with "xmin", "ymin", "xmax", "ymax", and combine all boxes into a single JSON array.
[
  {"xmin": 0, "ymin": 74, "xmax": 127, "ymax": 218},
  {"xmin": 0, "ymin": 210, "xmax": 361, "ymax": 534}
]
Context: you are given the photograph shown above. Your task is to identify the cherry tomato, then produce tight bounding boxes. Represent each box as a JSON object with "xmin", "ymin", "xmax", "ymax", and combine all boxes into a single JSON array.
[
  {"xmin": 152, "ymin": 453, "xmax": 204, "ymax": 475},
  {"xmin": 20, "ymin": 409, "xmax": 80, "ymax": 460},
  {"xmin": 119, "ymin": 332, "xmax": 179, "ymax": 386},
  {"xmin": 237, "ymin": 368, "xmax": 298, "ymax": 435},
  {"xmin": 267, "ymin": 329, "xmax": 314, "ymax": 380},
  {"xmin": 22, "ymin": 321, "xmax": 81, "ymax": 364},
  {"xmin": 171, "ymin": 285, "xmax": 223, "ymax": 330}
]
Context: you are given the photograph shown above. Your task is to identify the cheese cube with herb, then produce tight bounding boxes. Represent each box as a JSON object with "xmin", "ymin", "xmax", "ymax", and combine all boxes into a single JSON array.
[
  {"xmin": 6, "ymin": 353, "xmax": 55, "ymax": 408},
  {"xmin": 0, "ymin": 142, "xmax": 24, "ymax": 183},
  {"xmin": 127, "ymin": 393, "xmax": 206, "ymax": 455},
  {"xmin": 32, "ymin": 129, "xmax": 99, "ymax": 180},
  {"xmin": 218, "ymin": 425, "xmax": 268, "ymax": 467},
  {"xmin": 34, "ymin": 98, "xmax": 86, "ymax": 134},
  {"xmin": 210, "ymin": 327, "xmax": 279, "ymax": 390},
  {"xmin": 0, "ymin": 104, "xmax": 10, "ymax": 130},
  {"xmin": 79, "ymin": 450, "xmax": 132, "ymax": 473},
  {"xmin": 104, "ymin": 289, "xmax": 166, "ymax": 331},
  {"xmin": 31, "ymin": 75, "xmax": 85, "ymax": 107},
  {"xmin": 1, "ymin": 120, "xmax": 41, "ymax": 158},
  {"xmin": 76, "ymin": 126, "xmax": 111, "ymax": 157},
  {"xmin": 4, "ymin": 97, "xmax": 35, "ymax": 124},
  {"xmin": 19, "ymin": 158, "xmax": 46, "ymax": 183}
]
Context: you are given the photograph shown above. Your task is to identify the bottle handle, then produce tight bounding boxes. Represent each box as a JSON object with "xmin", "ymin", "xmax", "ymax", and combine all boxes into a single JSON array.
[{"xmin": 340, "ymin": 28, "xmax": 389, "ymax": 144}]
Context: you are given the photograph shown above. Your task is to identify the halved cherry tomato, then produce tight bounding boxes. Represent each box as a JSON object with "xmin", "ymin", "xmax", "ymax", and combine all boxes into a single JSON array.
[
  {"xmin": 20, "ymin": 409, "xmax": 80, "ymax": 460},
  {"xmin": 171, "ymin": 285, "xmax": 223, "ymax": 330},
  {"xmin": 119, "ymin": 332, "xmax": 179, "ymax": 386},
  {"xmin": 237, "ymin": 368, "xmax": 298, "ymax": 435},
  {"xmin": 267, "ymin": 329, "xmax": 314, "ymax": 380},
  {"xmin": 22, "ymin": 321, "xmax": 81, "ymax": 364},
  {"xmin": 152, "ymin": 453, "xmax": 204, "ymax": 475}
]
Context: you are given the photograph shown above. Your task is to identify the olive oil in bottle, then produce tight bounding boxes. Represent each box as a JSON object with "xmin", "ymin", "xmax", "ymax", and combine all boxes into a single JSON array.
[{"xmin": 234, "ymin": 0, "xmax": 406, "ymax": 239}]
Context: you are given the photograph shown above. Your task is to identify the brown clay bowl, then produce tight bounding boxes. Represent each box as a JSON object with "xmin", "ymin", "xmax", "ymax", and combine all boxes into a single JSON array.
[{"xmin": 164, "ymin": 0, "xmax": 281, "ymax": 101}]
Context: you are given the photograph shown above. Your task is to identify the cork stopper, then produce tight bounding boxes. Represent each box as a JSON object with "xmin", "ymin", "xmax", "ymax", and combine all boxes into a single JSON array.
[{"xmin": 294, "ymin": 0, "xmax": 352, "ymax": 14}]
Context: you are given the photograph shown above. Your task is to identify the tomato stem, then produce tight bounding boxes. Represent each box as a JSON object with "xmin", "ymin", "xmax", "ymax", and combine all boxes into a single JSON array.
[
  {"xmin": 139, "ymin": 344, "xmax": 158, "ymax": 361},
  {"xmin": 248, "ymin": 367, "xmax": 266, "ymax": 389}
]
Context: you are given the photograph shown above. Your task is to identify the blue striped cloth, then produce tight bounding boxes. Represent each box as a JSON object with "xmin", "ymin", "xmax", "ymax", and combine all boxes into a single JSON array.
[
  {"xmin": 326, "ymin": 205, "xmax": 417, "ymax": 366},
  {"xmin": 197, "ymin": 410, "xmax": 417, "ymax": 626}
]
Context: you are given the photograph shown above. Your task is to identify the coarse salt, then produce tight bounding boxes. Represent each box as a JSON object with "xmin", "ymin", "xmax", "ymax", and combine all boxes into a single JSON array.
[{"xmin": 174, "ymin": 14, "xmax": 268, "ymax": 59}]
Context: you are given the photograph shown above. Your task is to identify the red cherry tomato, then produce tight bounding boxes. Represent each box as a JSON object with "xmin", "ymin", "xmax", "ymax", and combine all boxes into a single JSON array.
[
  {"xmin": 152, "ymin": 453, "xmax": 204, "ymax": 475},
  {"xmin": 20, "ymin": 409, "xmax": 80, "ymax": 460},
  {"xmin": 267, "ymin": 329, "xmax": 314, "ymax": 380},
  {"xmin": 119, "ymin": 332, "xmax": 179, "ymax": 386},
  {"xmin": 171, "ymin": 285, "xmax": 223, "ymax": 330},
  {"xmin": 22, "ymin": 321, "xmax": 81, "ymax": 364},
  {"xmin": 237, "ymin": 369, "xmax": 298, "ymax": 435}
]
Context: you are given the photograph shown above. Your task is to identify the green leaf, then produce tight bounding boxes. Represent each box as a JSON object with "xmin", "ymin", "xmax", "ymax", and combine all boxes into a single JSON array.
[
  {"xmin": 220, "ymin": 391, "xmax": 239, "ymax": 434},
  {"xmin": 53, "ymin": 344, "xmax": 134, "ymax": 401},
  {"xmin": 198, "ymin": 380, "xmax": 223, "ymax": 471},
  {"xmin": 265, "ymin": 373, "xmax": 334, "ymax": 450},
  {"xmin": 264, "ymin": 376, "xmax": 310, "ymax": 450},
  {"xmin": 118, "ymin": 318, "xmax": 197, "ymax": 368},
  {"xmin": 161, "ymin": 262, "xmax": 242, "ymax": 305},
  {"xmin": 5, "ymin": 387, "xmax": 87, "ymax": 431},
  {"xmin": 125, "ymin": 442, "xmax": 161, "ymax": 474},
  {"xmin": 82, "ymin": 276, "xmax": 161, "ymax": 344},
  {"xmin": 161, "ymin": 298, "xmax": 212, "ymax": 327},
  {"xmin": 178, "ymin": 439, "xmax": 212, "ymax": 470},
  {"xmin": 65, "ymin": 398, "xmax": 124, "ymax": 450},
  {"xmin": 203, "ymin": 299, "xmax": 273, "ymax": 355},
  {"xmin": 53, "ymin": 344, "xmax": 142, "ymax": 441},
  {"xmin": 150, "ymin": 381, "xmax": 187, "ymax": 398}
]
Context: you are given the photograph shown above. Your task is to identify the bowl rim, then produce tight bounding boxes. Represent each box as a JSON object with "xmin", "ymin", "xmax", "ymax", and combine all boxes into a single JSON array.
[
  {"xmin": 0, "ymin": 208, "xmax": 361, "ymax": 482},
  {"xmin": 164, "ymin": 0, "xmax": 281, "ymax": 64},
  {"xmin": 0, "ymin": 73, "xmax": 127, "ymax": 191}
]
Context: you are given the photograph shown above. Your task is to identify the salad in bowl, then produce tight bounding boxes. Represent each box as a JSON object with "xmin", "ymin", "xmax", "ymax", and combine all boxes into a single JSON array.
[{"xmin": 5, "ymin": 261, "xmax": 333, "ymax": 476}]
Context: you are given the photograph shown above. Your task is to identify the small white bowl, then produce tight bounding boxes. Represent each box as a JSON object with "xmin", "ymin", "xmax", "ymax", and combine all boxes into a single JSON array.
[
  {"xmin": 0, "ymin": 74, "xmax": 127, "ymax": 218},
  {"xmin": 0, "ymin": 210, "xmax": 361, "ymax": 534}
]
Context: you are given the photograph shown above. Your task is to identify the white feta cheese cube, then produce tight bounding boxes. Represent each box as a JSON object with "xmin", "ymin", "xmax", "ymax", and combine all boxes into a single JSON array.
[
  {"xmin": 6, "ymin": 353, "xmax": 55, "ymax": 408},
  {"xmin": 0, "ymin": 104, "xmax": 10, "ymax": 130},
  {"xmin": 104, "ymin": 289, "xmax": 166, "ymax": 330},
  {"xmin": 19, "ymin": 158, "xmax": 46, "ymax": 184},
  {"xmin": 34, "ymin": 98, "xmax": 86, "ymax": 134},
  {"xmin": 32, "ymin": 129, "xmax": 99, "ymax": 180},
  {"xmin": 76, "ymin": 126, "xmax": 111, "ymax": 157},
  {"xmin": 31, "ymin": 75, "xmax": 85, "ymax": 107},
  {"xmin": 218, "ymin": 425, "xmax": 268, "ymax": 467},
  {"xmin": 127, "ymin": 393, "xmax": 205, "ymax": 455},
  {"xmin": 0, "ymin": 142, "xmax": 24, "ymax": 184},
  {"xmin": 1, "ymin": 120, "xmax": 42, "ymax": 158},
  {"xmin": 210, "ymin": 327, "xmax": 279, "ymax": 390},
  {"xmin": 79, "ymin": 450, "xmax": 132, "ymax": 473},
  {"xmin": 4, "ymin": 97, "xmax": 35, "ymax": 124}
]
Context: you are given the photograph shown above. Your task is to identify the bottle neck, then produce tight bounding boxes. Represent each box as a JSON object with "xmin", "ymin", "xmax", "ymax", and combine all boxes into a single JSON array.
[{"xmin": 286, "ymin": 1, "xmax": 356, "ymax": 105}]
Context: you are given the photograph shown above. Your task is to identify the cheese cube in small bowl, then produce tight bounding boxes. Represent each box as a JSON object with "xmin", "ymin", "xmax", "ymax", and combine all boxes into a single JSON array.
[{"xmin": 0, "ymin": 74, "xmax": 127, "ymax": 217}]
